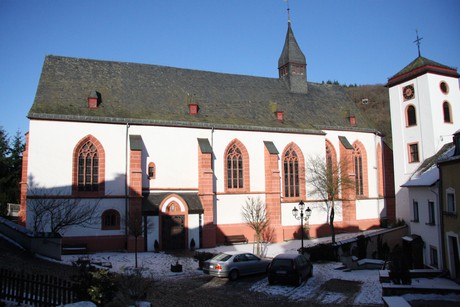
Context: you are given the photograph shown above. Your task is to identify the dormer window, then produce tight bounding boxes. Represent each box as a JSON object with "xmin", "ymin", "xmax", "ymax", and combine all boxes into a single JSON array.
[{"xmin": 189, "ymin": 103, "xmax": 199, "ymax": 115}]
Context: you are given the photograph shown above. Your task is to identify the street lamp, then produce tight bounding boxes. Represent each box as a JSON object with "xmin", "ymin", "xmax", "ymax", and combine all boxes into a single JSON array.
[{"xmin": 292, "ymin": 200, "xmax": 312, "ymax": 252}]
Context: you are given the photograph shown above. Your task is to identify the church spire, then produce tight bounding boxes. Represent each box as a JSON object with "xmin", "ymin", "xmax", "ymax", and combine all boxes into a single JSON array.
[{"xmin": 278, "ymin": 17, "xmax": 308, "ymax": 93}]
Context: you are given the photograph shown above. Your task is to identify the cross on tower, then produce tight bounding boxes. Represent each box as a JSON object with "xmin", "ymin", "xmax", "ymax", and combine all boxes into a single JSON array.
[
  {"xmin": 414, "ymin": 30, "xmax": 423, "ymax": 57},
  {"xmin": 284, "ymin": 0, "xmax": 291, "ymax": 23}
]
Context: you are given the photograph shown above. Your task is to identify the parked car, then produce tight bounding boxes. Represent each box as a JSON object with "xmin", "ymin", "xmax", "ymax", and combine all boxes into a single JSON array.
[
  {"xmin": 203, "ymin": 251, "xmax": 271, "ymax": 281},
  {"xmin": 267, "ymin": 253, "xmax": 313, "ymax": 286}
]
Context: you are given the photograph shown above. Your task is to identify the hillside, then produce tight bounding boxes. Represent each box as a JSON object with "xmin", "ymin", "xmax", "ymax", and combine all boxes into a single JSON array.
[{"xmin": 344, "ymin": 84, "xmax": 393, "ymax": 148}]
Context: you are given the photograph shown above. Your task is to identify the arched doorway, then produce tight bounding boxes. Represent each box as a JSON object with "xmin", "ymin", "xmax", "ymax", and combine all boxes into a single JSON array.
[{"xmin": 160, "ymin": 197, "xmax": 188, "ymax": 250}]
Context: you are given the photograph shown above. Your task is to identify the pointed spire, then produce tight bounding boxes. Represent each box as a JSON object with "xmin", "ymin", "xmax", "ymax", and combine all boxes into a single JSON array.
[{"xmin": 278, "ymin": 18, "xmax": 308, "ymax": 93}]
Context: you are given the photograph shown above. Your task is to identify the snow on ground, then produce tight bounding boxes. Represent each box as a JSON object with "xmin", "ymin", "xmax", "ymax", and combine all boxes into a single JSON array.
[{"xmin": 59, "ymin": 231, "xmax": 460, "ymax": 306}]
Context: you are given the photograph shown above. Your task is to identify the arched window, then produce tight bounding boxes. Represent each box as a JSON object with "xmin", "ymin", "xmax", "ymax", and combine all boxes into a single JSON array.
[
  {"xmin": 73, "ymin": 135, "xmax": 105, "ymax": 194},
  {"xmin": 227, "ymin": 144, "xmax": 243, "ymax": 189},
  {"xmin": 101, "ymin": 209, "xmax": 120, "ymax": 230},
  {"xmin": 284, "ymin": 148, "xmax": 299, "ymax": 198},
  {"xmin": 148, "ymin": 162, "xmax": 156, "ymax": 179},
  {"xmin": 78, "ymin": 141, "xmax": 99, "ymax": 191},
  {"xmin": 224, "ymin": 140, "xmax": 249, "ymax": 192},
  {"xmin": 326, "ymin": 140, "xmax": 338, "ymax": 200},
  {"xmin": 406, "ymin": 105, "xmax": 417, "ymax": 127},
  {"xmin": 443, "ymin": 101, "xmax": 452, "ymax": 123},
  {"xmin": 352, "ymin": 142, "xmax": 368, "ymax": 197}
]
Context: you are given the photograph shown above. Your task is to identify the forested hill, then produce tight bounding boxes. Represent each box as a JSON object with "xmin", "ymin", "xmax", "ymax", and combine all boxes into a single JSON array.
[{"xmin": 344, "ymin": 84, "xmax": 392, "ymax": 148}]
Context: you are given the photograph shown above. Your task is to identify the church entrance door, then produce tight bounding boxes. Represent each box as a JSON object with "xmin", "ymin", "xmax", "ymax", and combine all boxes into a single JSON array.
[{"xmin": 162, "ymin": 215, "xmax": 185, "ymax": 250}]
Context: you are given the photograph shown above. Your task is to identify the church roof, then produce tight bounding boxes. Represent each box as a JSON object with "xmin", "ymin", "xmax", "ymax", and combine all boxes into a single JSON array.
[
  {"xmin": 28, "ymin": 55, "xmax": 378, "ymax": 134},
  {"xmin": 387, "ymin": 56, "xmax": 459, "ymax": 87},
  {"xmin": 278, "ymin": 22, "xmax": 306, "ymax": 68}
]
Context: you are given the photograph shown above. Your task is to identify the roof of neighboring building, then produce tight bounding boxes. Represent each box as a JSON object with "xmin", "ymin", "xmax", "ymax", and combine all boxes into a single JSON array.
[
  {"xmin": 28, "ymin": 55, "xmax": 378, "ymax": 135},
  {"xmin": 402, "ymin": 143, "xmax": 455, "ymax": 187},
  {"xmin": 387, "ymin": 56, "xmax": 459, "ymax": 87}
]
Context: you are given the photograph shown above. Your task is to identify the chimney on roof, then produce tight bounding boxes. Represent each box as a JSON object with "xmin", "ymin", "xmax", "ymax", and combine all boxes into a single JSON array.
[
  {"xmin": 349, "ymin": 114, "xmax": 357, "ymax": 126},
  {"xmin": 189, "ymin": 103, "xmax": 199, "ymax": 115},
  {"xmin": 275, "ymin": 111, "xmax": 284, "ymax": 122},
  {"xmin": 88, "ymin": 90, "xmax": 100, "ymax": 109}
]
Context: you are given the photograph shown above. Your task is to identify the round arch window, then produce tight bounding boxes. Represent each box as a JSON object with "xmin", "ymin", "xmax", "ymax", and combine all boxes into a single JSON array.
[{"xmin": 440, "ymin": 81, "xmax": 449, "ymax": 94}]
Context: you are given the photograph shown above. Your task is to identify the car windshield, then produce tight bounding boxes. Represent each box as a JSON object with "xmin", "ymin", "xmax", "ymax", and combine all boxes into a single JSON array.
[
  {"xmin": 271, "ymin": 259, "xmax": 292, "ymax": 269},
  {"xmin": 212, "ymin": 253, "xmax": 232, "ymax": 262}
]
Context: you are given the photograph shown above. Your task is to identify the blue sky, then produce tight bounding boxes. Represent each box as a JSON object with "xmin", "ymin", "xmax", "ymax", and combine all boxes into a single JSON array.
[{"xmin": 1, "ymin": 0, "xmax": 459, "ymax": 138}]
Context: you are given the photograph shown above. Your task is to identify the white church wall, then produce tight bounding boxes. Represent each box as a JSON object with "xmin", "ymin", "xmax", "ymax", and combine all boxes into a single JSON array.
[
  {"xmin": 356, "ymin": 198, "xmax": 384, "ymax": 220},
  {"xmin": 188, "ymin": 214, "xmax": 201, "ymax": 248},
  {"xmin": 216, "ymin": 194, "xmax": 264, "ymax": 224},
  {"xmin": 128, "ymin": 125, "xmax": 213, "ymax": 189},
  {"xmin": 146, "ymin": 216, "xmax": 159, "ymax": 252},
  {"xmin": 281, "ymin": 201, "xmax": 343, "ymax": 227},
  {"xmin": 28, "ymin": 120, "xmax": 129, "ymax": 194}
]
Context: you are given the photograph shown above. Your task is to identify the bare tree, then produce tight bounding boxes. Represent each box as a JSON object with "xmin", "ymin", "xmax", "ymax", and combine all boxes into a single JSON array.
[
  {"xmin": 307, "ymin": 155, "xmax": 354, "ymax": 244},
  {"xmin": 28, "ymin": 189, "xmax": 101, "ymax": 235},
  {"xmin": 241, "ymin": 197, "xmax": 270, "ymax": 256}
]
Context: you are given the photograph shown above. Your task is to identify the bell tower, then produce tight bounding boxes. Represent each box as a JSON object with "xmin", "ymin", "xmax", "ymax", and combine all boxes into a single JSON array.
[{"xmin": 278, "ymin": 15, "xmax": 308, "ymax": 94}]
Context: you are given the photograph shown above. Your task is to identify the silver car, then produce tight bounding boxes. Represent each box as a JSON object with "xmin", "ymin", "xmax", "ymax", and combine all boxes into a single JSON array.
[{"xmin": 203, "ymin": 252, "xmax": 271, "ymax": 281}]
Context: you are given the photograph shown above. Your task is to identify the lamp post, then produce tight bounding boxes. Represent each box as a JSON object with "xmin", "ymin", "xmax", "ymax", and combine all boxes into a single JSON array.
[{"xmin": 292, "ymin": 200, "xmax": 312, "ymax": 252}]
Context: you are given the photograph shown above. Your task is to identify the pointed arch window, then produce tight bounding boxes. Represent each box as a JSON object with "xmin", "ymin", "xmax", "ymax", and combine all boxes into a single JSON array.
[
  {"xmin": 443, "ymin": 101, "xmax": 452, "ymax": 123},
  {"xmin": 224, "ymin": 140, "xmax": 249, "ymax": 192},
  {"xmin": 73, "ymin": 135, "xmax": 105, "ymax": 195},
  {"xmin": 325, "ymin": 141, "xmax": 338, "ymax": 200},
  {"xmin": 227, "ymin": 144, "xmax": 243, "ymax": 189},
  {"xmin": 406, "ymin": 105, "xmax": 417, "ymax": 127},
  {"xmin": 352, "ymin": 142, "xmax": 368, "ymax": 197},
  {"xmin": 284, "ymin": 148, "xmax": 300, "ymax": 198},
  {"xmin": 78, "ymin": 141, "xmax": 99, "ymax": 192}
]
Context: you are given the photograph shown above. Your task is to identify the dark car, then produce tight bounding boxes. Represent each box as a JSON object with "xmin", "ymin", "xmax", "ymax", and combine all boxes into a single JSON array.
[
  {"xmin": 267, "ymin": 253, "xmax": 313, "ymax": 286},
  {"xmin": 203, "ymin": 251, "xmax": 271, "ymax": 281}
]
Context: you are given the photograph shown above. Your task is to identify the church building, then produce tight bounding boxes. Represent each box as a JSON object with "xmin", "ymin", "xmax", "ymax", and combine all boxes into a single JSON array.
[{"xmin": 19, "ymin": 20, "xmax": 388, "ymax": 252}]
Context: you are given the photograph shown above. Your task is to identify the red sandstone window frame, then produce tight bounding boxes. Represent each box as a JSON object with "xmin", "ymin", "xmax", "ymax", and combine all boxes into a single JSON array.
[
  {"xmin": 224, "ymin": 139, "xmax": 250, "ymax": 193},
  {"xmin": 101, "ymin": 209, "xmax": 120, "ymax": 230},
  {"xmin": 408, "ymin": 142, "xmax": 420, "ymax": 163},
  {"xmin": 147, "ymin": 162, "xmax": 156, "ymax": 179},
  {"xmin": 352, "ymin": 141, "xmax": 368, "ymax": 198},
  {"xmin": 72, "ymin": 135, "xmax": 105, "ymax": 196},
  {"xmin": 282, "ymin": 143, "xmax": 306, "ymax": 201}
]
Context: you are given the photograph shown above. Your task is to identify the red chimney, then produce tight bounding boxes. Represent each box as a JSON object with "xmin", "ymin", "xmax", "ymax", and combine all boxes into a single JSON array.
[
  {"xmin": 189, "ymin": 103, "xmax": 199, "ymax": 115},
  {"xmin": 88, "ymin": 90, "xmax": 99, "ymax": 109},
  {"xmin": 275, "ymin": 111, "xmax": 284, "ymax": 122}
]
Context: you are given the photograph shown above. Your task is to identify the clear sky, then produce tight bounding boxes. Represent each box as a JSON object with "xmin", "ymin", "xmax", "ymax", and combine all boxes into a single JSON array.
[{"xmin": 1, "ymin": 0, "xmax": 459, "ymax": 138}]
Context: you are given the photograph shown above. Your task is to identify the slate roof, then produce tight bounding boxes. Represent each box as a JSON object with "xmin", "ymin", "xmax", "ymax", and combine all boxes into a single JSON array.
[
  {"xmin": 387, "ymin": 56, "xmax": 459, "ymax": 87},
  {"xmin": 29, "ymin": 55, "xmax": 378, "ymax": 135},
  {"xmin": 402, "ymin": 143, "xmax": 454, "ymax": 187}
]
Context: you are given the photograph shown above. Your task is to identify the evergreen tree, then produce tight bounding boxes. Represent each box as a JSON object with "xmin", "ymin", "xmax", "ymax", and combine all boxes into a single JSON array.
[
  {"xmin": 0, "ymin": 127, "xmax": 11, "ymax": 215},
  {"xmin": 0, "ymin": 127, "xmax": 24, "ymax": 216}
]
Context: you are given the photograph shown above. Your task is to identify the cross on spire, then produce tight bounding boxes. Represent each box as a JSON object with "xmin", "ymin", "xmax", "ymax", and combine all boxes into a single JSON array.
[
  {"xmin": 414, "ymin": 29, "xmax": 423, "ymax": 57},
  {"xmin": 284, "ymin": 0, "xmax": 291, "ymax": 23}
]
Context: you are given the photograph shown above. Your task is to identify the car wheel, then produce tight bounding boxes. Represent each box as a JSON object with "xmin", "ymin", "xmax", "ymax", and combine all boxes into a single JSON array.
[
  {"xmin": 295, "ymin": 274, "xmax": 302, "ymax": 286},
  {"xmin": 229, "ymin": 269, "xmax": 239, "ymax": 281}
]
